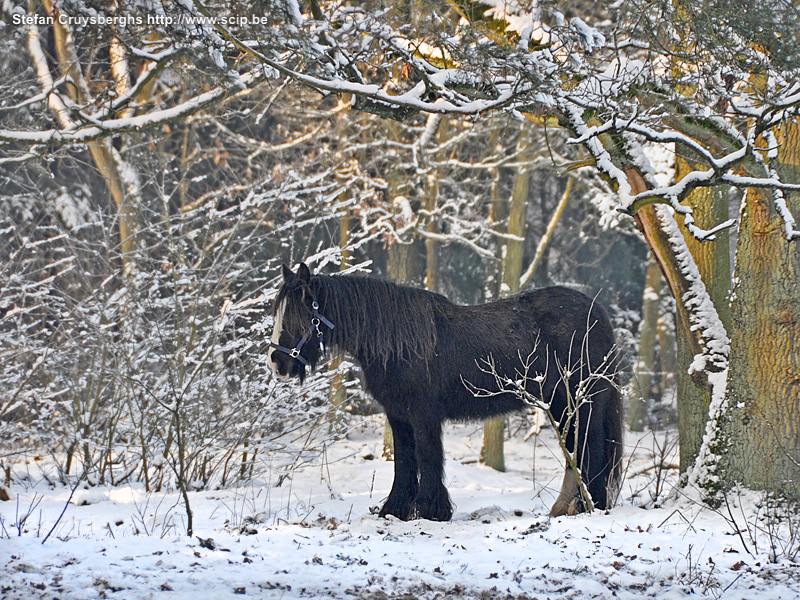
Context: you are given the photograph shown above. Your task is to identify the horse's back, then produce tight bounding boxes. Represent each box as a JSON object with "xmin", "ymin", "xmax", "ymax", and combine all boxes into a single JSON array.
[
  {"xmin": 360, "ymin": 284, "xmax": 616, "ymax": 419},
  {"xmin": 421, "ymin": 286, "xmax": 615, "ymax": 421},
  {"xmin": 457, "ymin": 285, "xmax": 614, "ymax": 354},
  {"xmin": 515, "ymin": 286, "xmax": 615, "ymax": 351}
]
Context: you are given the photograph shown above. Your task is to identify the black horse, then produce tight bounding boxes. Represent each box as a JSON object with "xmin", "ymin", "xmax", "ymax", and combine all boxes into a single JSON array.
[{"xmin": 269, "ymin": 263, "xmax": 623, "ymax": 520}]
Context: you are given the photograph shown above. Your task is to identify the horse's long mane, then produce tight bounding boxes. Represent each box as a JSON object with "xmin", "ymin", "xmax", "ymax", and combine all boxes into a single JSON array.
[{"xmin": 313, "ymin": 274, "xmax": 447, "ymax": 365}]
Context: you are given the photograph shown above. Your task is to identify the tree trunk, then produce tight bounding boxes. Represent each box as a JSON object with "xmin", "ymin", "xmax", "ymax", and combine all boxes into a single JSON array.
[
  {"xmin": 328, "ymin": 204, "xmax": 351, "ymax": 434},
  {"xmin": 625, "ymin": 167, "xmax": 728, "ymax": 422},
  {"xmin": 40, "ymin": 0, "xmax": 140, "ymax": 272},
  {"xmin": 388, "ymin": 241, "xmax": 415, "ymax": 284},
  {"xmin": 673, "ymin": 158, "xmax": 732, "ymax": 471},
  {"xmin": 422, "ymin": 115, "xmax": 446, "ymax": 293},
  {"xmin": 500, "ymin": 156, "xmax": 529, "ymax": 297},
  {"xmin": 656, "ymin": 307, "xmax": 677, "ymax": 408},
  {"xmin": 630, "ymin": 257, "xmax": 662, "ymax": 432},
  {"xmin": 723, "ymin": 121, "xmax": 800, "ymax": 499},
  {"xmin": 424, "ymin": 174, "xmax": 440, "ymax": 292},
  {"xmin": 481, "ymin": 134, "xmax": 531, "ymax": 472},
  {"xmin": 383, "ymin": 181, "xmax": 419, "ymax": 458}
]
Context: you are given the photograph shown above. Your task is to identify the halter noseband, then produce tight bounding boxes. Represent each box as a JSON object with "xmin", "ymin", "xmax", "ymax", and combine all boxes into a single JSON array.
[{"xmin": 270, "ymin": 291, "xmax": 334, "ymax": 366}]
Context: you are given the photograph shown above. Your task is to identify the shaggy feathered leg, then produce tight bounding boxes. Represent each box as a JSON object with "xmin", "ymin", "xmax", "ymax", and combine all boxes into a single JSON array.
[
  {"xmin": 379, "ymin": 417, "xmax": 419, "ymax": 520},
  {"xmin": 410, "ymin": 418, "xmax": 453, "ymax": 521}
]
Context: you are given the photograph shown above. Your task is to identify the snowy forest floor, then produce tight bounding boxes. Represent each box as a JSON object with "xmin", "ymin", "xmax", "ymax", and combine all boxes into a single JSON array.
[{"xmin": 2, "ymin": 416, "xmax": 799, "ymax": 600}]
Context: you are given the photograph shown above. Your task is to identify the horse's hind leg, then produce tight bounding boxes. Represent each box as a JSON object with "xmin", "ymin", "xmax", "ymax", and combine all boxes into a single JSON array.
[
  {"xmin": 550, "ymin": 466, "xmax": 580, "ymax": 517},
  {"xmin": 378, "ymin": 416, "xmax": 419, "ymax": 520},
  {"xmin": 411, "ymin": 417, "xmax": 453, "ymax": 521}
]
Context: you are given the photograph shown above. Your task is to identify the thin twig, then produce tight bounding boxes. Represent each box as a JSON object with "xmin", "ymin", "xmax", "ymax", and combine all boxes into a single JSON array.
[{"xmin": 42, "ymin": 470, "xmax": 86, "ymax": 544}]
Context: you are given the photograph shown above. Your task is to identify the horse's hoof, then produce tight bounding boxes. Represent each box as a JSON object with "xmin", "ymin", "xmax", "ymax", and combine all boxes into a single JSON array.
[
  {"xmin": 412, "ymin": 500, "xmax": 453, "ymax": 522},
  {"xmin": 378, "ymin": 503, "xmax": 413, "ymax": 521}
]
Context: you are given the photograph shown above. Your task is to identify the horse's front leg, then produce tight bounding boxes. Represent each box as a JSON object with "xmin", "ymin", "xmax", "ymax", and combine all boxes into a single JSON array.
[
  {"xmin": 411, "ymin": 417, "xmax": 453, "ymax": 521},
  {"xmin": 378, "ymin": 416, "xmax": 418, "ymax": 520}
]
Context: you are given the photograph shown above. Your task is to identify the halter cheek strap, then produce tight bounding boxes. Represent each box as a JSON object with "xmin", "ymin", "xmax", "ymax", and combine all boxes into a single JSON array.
[{"xmin": 270, "ymin": 297, "xmax": 335, "ymax": 366}]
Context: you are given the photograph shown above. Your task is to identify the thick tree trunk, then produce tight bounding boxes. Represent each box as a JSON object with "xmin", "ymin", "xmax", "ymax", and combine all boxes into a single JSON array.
[
  {"xmin": 673, "ymin": 158, "xmax": 732, "ymax": 471},
  {"xmin": 723, "ymin": 121, "xmax": 800, "ymax": 499}
]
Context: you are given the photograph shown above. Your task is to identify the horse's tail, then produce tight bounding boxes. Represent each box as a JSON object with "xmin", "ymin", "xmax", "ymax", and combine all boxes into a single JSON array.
[
  {"xmin": 586, "ymin": 376, "xmax": 623, "ymax": 510},
  {"xmin": 604, "ymin": 380, "xmax": 624, "ymax": 507},
  {"xmin": 551, "ymin": 376, "xmax": 624, "ymax": 517}
]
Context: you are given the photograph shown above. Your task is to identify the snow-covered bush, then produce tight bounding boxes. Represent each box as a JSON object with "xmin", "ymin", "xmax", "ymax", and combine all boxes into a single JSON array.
[{"xmin": 0, "ymin": 177, "xmax": 345, "ymax": 493}]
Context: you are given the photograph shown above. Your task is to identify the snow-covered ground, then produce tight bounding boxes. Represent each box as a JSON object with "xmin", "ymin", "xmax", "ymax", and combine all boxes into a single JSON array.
[{"xmin": 2, "ymin": 417, "xmax": 799, "ymax": 600}]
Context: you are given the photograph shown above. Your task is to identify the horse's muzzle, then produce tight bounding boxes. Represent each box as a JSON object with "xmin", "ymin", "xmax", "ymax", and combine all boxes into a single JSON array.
[{"xmin": 268, "ymin": 350, "xmax": 291, "ymax": 381}]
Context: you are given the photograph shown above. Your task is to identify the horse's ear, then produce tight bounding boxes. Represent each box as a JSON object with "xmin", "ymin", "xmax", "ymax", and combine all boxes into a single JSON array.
[
  {"xmin": 281, "ymin": 263, "xmax": 294, "ymax": 282},
  {"xmin": 297, "ymin": 262, "xmax": 311, "ymax": 283}
]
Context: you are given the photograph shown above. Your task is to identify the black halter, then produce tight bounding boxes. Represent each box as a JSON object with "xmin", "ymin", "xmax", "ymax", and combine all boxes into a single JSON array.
[{"xmin": 270, "ymin": 292, "xmax": 335, "ymax": 366}]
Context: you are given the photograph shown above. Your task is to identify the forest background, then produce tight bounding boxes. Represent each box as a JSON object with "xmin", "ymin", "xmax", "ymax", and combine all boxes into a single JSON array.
[{"xmin": 1, "ymin": 0, "xmax": 799, "ymax": 532}]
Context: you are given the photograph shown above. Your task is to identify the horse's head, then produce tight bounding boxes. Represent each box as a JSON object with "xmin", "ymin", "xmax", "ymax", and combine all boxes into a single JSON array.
[{"xmin": 268, "ymin": 262, "xmax": 327, "ymax": 382}]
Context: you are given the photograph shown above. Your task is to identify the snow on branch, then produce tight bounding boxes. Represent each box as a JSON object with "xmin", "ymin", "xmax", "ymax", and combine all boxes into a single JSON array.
[
  {"xmin": 95, "ymin": 47, "xmax": 185, "ymax": 120},
  {"xmin": 622, "ymin": 131, "xmax": 800, "ymax": 241},
  {"xmin": 770, "ymin": 188, "xmax": 800, "ymax": 242},
  {"xmin": 764, "ymin": 130, "xmax": 800, "ymax": 241},
  {"xmin": 655, "ymin": 205, "xmax": 730, "ymax": 374},
  {"xmin": 6, "ymin": 0, "xmax": 800, "ymax": 245},
  {"xmin": 238, "ymin": 53, "xmax": 524, "ymax": 117},
  {"xmin": 170, "ymin": 0, "xmax": 573, "ymax": 120},
  {"xmin": 568, "ymin": 103, "xmax": 800, "ymax": 241},
  {"xmin": 0, "ymin": 70, "xmax": 262, "ymax": 149},
  {"xmin": 561, "ymin": 102, "xmax": 633, "ymax": 202}
]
